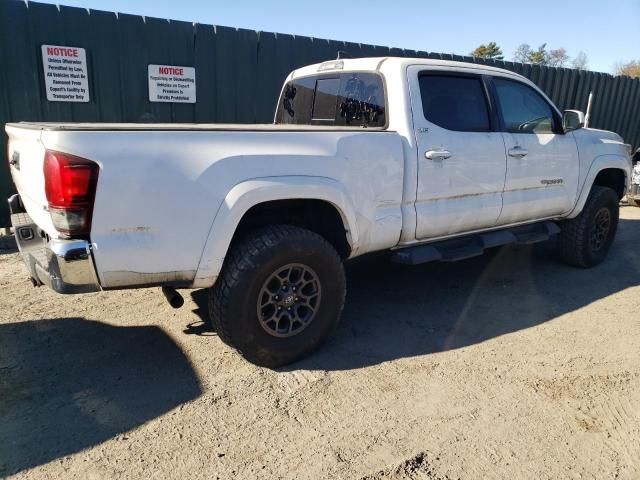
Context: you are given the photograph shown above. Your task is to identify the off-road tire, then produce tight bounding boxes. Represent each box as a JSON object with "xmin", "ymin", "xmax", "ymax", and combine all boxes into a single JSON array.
[
  {"xmin": 558, "ymin": 186, "xmax": 619, "ymax": 268},
  {"xmin": 208, "ymin": 225, "xmax": 346, "ymax": 367}
]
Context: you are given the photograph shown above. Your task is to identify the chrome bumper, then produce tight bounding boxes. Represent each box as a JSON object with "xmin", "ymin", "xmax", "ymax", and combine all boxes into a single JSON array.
[{"xmin": 9, "ymin": 195, "xmax": 101, "ymax": 294}]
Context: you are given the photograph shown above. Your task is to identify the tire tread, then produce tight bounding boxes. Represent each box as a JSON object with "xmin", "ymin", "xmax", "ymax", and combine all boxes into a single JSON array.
[
  {"xmin": 558, "ymin": 185, "xmax": 619, "ymax": 267},
  {"xmin": 208, "ymin": 225, "xmax": 345, "ymax": 364}
]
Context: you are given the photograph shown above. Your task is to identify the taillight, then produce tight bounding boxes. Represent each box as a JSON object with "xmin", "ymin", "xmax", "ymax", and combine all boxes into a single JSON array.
[{"xmin": 44, "ymin": 150, "xmax": 99, "ymax": 236}]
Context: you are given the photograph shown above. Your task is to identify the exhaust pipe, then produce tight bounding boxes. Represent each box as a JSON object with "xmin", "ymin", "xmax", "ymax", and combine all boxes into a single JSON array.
[{"xmin": 161, "ymin": 287, "xmax": 184, "ymax": 309}]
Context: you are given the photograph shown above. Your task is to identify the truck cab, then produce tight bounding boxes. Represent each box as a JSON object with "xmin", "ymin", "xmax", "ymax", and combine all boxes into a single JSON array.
[{"xmin": 279, "ymin": 58, "xmax": 627, "ymax": 243}]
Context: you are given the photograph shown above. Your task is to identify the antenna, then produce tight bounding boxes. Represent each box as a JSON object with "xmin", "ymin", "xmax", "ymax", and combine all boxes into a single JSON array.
[{"xmin": 585, "ymin": 91, "xmax": 594, "ymax": 128}]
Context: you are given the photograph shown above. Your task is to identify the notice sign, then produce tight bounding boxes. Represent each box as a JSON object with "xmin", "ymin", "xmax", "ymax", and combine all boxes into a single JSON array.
[
  {"xmin": 41, "ymin": 45, "xmax": 90, "ymax": 102},
  {"xmin": 148, "ymin": 65, "xmax": 196, "ymax": 103}
]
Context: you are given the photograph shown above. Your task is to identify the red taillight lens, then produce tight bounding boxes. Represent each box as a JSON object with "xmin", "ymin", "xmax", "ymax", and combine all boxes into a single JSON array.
[{"xmin": 44, "ymin": 150, "xmax": 99, "ymax": 236}]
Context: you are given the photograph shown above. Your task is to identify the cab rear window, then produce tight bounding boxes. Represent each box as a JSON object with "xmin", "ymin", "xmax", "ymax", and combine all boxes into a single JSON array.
[{"xmin": 275, "ymin": 72, "xmax": 386, "ymax": 128}]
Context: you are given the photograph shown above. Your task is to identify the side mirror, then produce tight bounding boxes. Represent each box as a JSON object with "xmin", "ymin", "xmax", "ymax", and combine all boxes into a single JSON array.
[{"xmin": 563, "ymin": 110, "xmax": 585, "ymax": 132}]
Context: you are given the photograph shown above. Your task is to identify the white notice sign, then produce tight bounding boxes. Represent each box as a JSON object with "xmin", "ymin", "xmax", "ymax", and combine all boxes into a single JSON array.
[
  {"xmin": 41, "ymin": 45, "xmax": 90, "ymax": 102},
  {"xmin": 148, "ymin": 65, "xmax": 196, "ymax": 103}
]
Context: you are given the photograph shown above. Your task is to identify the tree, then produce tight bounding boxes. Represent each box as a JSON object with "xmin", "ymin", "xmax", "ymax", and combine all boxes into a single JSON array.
[
  {"xmin": 512, "ymin": 43, "xmax": 548, "ymax": 65},
  {"xmin": 513, "ymin": 43, "xmax": 532, "ymax": 63},
  {"xmin": 615, "ymin": 60, "xmax": 640, "ymax": 78},
  {"xmin": 470, "ymin": 42, "xmax": 504, "ymax": 60},
  {"xmin": 572, "ymin": 52, "xmax": 588, "ymax": 70},
  {"xmin": 513, "ymin": 43, "xmax": 580, "ymax": 69},
  {"xmin": 529, "ymin": 44, "xmax": 548, "ymax": 65},
  {"xmin": 547, "ymin": 48, "xmax": 569, "ymax": 67}
]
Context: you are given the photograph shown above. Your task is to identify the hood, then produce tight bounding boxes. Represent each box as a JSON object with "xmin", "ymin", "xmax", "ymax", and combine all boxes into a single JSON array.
[
  {"xmin": 573, "ymin": 127, "xmax": 629, "ymax": 159},
  {"xmin": 581, "ymin": 127, "xmax": 624, "ymax": 145}
]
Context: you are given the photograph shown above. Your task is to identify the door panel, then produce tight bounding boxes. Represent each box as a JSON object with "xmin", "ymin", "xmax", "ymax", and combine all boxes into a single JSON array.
[
  {"xmin": 499, "ymin": 132, "xmax": 579, "ymax": 224},
  {"xmin": 408, "ymin": 67, "xmax": 507, "ymax": 240},
  {"xmin": 415, "ymin": 129, "xmax": 506, "ymax": 238},
  {"xmin": 491, "ymin": 77, "xmax": 579, "ymax": 224}
]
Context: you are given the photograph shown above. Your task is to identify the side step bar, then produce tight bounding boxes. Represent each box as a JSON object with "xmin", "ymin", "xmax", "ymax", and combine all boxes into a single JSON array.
[{"xmin": 391, "ymin": 221, "xmax": 560, "ymax": 265}]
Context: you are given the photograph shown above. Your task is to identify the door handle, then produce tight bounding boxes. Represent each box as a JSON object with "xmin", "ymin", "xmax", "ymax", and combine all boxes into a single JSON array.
[
  {"xmin": 508, "ymin": 146, "xmax": 528, "ymax": 158},
  {"xmin": 425, "ymin": 149, "xmax": 452, "ymax": 160}
]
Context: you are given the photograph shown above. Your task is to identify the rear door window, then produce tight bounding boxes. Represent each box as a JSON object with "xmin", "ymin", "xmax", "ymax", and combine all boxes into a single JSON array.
[
  {"xmin": 418, "ymin": 75, "xmax": 491, "ymax": 132},
  {"xmin": 276, "ymin": 72, "xmax": 386, "ymax": 127}
]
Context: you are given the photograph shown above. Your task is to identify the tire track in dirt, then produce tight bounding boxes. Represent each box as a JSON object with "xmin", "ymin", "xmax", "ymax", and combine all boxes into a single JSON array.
[{"xmin": 528, "ymin": 371, "xmax": 640, "ymax": 478}]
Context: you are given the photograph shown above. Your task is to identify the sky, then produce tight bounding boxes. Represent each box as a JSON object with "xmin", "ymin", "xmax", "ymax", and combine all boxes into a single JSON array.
[{"xmin": 31, "ymin": 0, "xmax": 639, "ymax": 74}]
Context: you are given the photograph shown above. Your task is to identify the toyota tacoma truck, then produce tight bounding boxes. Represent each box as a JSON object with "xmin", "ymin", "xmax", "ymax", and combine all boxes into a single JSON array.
[{"xmin": 6, "ymin": 57, "xmax": 632, "ymax": 367}]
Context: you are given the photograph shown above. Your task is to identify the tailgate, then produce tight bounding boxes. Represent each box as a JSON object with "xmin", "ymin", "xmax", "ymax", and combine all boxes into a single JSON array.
[{"xmin": 6, "ymin": 124, "xmax": 57, "ymax": 236}]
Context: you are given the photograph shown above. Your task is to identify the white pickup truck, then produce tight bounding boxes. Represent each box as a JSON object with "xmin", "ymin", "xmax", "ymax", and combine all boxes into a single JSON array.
[{"xmin": 6, "ymin": 57, "xmax": 632, "ymax": 366}]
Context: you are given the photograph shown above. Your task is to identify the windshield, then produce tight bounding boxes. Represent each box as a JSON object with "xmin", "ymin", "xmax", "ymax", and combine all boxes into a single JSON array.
[{"xmin": 275, "ymin": 72, "xmax": 386, "ymax": 128}]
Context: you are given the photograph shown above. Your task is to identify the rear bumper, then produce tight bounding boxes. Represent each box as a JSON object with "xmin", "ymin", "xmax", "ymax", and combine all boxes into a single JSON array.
[{"xmin": 9, "ymin": 195, "xmax": 101, "ymax": 294}]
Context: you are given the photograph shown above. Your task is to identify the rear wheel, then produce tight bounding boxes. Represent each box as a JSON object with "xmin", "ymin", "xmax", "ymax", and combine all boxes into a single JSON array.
[
  {"xmin": 558, "ymin": 186, "xmax": 619, "ymax": 267},
  {"xmin": 208, "ymin": 225, "xmax": 346, "ymax": 367}
]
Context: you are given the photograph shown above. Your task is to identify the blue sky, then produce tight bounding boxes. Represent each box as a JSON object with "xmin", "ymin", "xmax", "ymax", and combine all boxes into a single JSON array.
[{"xmin": 33, "ymin": 0, "xmax": 639, "ymax": 73}]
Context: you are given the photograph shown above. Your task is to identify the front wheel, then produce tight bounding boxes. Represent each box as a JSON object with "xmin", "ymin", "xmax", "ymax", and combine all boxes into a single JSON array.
[
  {"xmin": 208, "ymin": 225, "xmax": 346, "ymax": 367},
  {"xmin": 557, "ymin": 186, "xmax": 619, "ymax": 268}
]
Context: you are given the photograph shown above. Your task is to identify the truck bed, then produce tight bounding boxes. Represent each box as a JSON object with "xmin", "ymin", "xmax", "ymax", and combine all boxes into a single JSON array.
[{"xmin": 6, "ymin": 121, "xmax": 404, "ymax": 290}]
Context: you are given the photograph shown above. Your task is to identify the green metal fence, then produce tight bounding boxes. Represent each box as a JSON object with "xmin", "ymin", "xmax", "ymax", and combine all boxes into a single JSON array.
[{"xmin": 1, "ymin": 0, "xmax": 639, "ymax": 226}]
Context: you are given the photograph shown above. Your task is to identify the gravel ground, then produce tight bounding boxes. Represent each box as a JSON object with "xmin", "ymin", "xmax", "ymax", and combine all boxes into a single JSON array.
[{"xmin": 1, "ymin": 206, "xmax": 639, "ymax": 479}]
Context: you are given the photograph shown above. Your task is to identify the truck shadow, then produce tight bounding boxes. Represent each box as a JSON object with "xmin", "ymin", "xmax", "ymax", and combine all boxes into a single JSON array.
[
  {"xmin": 287, "ymin": 216, "xmax": 640, "ymax": 371},
  {"xmin": 0, "ymin": 319, "xmax": 201, "ymax": 476},
  {"xmin": 0, "ymin": 235, "xmax": 17, "ymax": 255}
]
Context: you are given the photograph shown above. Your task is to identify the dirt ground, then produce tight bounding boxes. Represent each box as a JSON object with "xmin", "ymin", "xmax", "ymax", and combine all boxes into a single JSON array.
[{"xmin": 1, "ymin": 207, "xmax": 639, "ymax": 480}]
